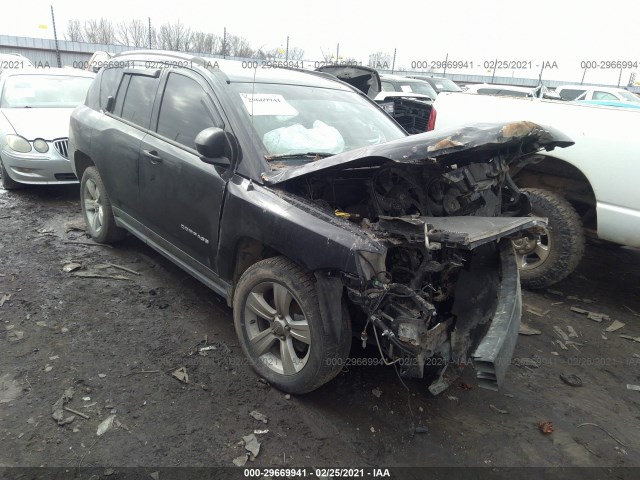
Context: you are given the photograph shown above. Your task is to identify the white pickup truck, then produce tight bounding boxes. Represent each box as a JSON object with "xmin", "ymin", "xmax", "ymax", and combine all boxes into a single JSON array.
[{"xmin": 431, "ymin": 93, "xmax": 640, "ymax": 288}]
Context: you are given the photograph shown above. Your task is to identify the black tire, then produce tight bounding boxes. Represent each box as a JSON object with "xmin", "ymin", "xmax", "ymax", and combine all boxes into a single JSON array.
[
  {"xmin": 0, "ymin": 158, "xmax": 22, "ymax": 190},
  {"xmin": 233, "ymin": 256, "xmax": 351, "ymax": 394},
  {"xmin": 515, "ymin": 188, "xmax": 585, "ymax": 289},
  {"xmin": 80, "ymin": 167, "xmax": 126, "ymax": 243}
]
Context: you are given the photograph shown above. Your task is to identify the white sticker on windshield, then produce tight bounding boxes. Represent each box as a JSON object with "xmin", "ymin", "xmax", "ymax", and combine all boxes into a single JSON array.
[
  {"xmin": 400, "ymin": 85, "xmax": 413, "ymax": 92},
  {"xmin": 239, "ymin": 93, "xmax": 298, "ymax": 116}
]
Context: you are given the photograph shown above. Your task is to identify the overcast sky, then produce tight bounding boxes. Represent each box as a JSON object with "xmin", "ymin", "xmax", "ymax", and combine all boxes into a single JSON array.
[{"xmin": 2, "ymin": 0, "xmax": 640, "ymax": 84}]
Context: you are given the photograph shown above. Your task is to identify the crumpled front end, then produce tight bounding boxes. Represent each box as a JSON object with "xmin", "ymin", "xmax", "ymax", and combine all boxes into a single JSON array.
[{"xmin": 268, "ymin": 121, "xmax": 570, "ymax": 394}]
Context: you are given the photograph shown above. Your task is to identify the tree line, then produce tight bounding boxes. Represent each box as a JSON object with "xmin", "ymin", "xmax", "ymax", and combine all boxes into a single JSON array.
[{"xmin": 65, "ymin": 18, "xmax": 304, "ymax": 60}]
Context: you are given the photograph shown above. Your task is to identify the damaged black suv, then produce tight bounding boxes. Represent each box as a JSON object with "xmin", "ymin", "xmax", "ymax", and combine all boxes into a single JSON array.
[{"xmin": 69, "ymin": 51, "xmax": 572, "ymax": 394}]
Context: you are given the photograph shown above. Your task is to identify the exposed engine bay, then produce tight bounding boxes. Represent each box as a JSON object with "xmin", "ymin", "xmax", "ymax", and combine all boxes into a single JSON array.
[{"xmin": 264, "ymin": 121, "xmax": 573, "ymax": 392}]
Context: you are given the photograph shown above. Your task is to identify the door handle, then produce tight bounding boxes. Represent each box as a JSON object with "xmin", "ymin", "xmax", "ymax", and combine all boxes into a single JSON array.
[{"xmin": 143, "ymin": 149, "xmax": 163, "ymax": 163}]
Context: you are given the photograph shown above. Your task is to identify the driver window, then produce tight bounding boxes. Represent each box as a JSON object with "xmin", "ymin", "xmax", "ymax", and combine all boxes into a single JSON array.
[{"xmin": 156, "ymin": 73, "xmax": 223, "ymax": 150}]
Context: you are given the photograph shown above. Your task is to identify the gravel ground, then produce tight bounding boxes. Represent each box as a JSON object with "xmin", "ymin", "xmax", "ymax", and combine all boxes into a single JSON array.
[{"xmin": 1, "ymin": 185, "xmax": 639, "ymax": 478}]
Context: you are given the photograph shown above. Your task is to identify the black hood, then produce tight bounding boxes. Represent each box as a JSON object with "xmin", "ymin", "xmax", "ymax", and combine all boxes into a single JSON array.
[{"xmin": 263, "ymin": 121, "xmax": 574, "ymax": 185}]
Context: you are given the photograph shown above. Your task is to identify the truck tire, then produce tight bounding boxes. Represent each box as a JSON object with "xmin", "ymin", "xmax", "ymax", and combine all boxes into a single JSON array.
[
  {"xmin": 513, "ymin": 188, "xmax": 585, "ymax": 289},
  {"xmin": 0, "ymin": 158, "xmax": 22, "ymax": 190},
  {"xmin": 233, "ymin": 256, "xmax": 351, "ymax": 394},
  {"xmin": 80, "ymin": 167, "xmax": 126, "ymax": 243}
]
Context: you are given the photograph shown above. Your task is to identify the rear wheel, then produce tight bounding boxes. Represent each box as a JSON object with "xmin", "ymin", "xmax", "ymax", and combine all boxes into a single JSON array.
[
  {"xmin": 0, "ymin": 158, "xmax": 22, "ymax": 190},
  {"xmin": 513, "ymin": 188, "xmax": 584, "ymax": 289},
  {"xmin": 80, "ymin": 167, "xmax": 126, "ymax": 243},
  {"xmin": 233, "ymin": 256, "xmax": 351, "ymax": 394}
]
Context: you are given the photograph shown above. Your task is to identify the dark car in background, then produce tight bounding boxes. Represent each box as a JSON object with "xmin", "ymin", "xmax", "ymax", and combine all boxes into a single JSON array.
[{"xmin": 69, "ymin": 50, "xmax": 572, "ymax": 395}]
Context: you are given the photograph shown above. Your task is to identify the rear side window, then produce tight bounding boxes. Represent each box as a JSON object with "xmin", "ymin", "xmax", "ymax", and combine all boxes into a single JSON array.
[
  {"xmin": 156, "ymin": 73, "xmax": 222, "ymax": 149},
  {"xmin": 115, "ymin": 73, "xmax": 158, "ymax": 129},
  {"xmin": 593, "ymin": 91, "xmax": 617, "ymax": 100},
  {"xmin": 558, "ymin": 88, "xmax": 585, "ymax": 100},
  {"xmin": 99, "ymin": 67, "xmax": 122, "ymax": 111}
]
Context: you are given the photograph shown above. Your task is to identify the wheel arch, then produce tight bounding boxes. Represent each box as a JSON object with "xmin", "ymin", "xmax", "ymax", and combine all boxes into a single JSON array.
[
  {"xmin": 511, "ymin": 155, "xmax": 597, "ymax": 230},
  {"xmin": 73, "ymin": 150, "xmax": 95, "ymax": 183}
]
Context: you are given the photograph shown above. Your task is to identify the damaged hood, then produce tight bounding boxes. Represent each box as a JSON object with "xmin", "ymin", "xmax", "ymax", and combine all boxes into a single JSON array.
[{"xmin": 263, "ymin": 121, "xmax": 574, "ymax": 185}]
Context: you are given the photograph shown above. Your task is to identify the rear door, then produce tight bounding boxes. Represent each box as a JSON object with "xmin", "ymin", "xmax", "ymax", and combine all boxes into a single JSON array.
[
  {"xmin": 92, "ymin": 66, "xmax": 160, "ymax": 218},
  {"xmin": 139, "ymin": 70, "xmax": 229, "ymax": 269}
]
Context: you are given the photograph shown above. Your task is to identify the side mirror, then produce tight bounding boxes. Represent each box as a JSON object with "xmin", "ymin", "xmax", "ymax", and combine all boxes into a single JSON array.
[
  {"xmin": 195, "ymin": 127, "xmax": 230, "ymax": 167},
  {"xmin": 105, "ymin": 95, "xmax": 115, "ymax": 113}
]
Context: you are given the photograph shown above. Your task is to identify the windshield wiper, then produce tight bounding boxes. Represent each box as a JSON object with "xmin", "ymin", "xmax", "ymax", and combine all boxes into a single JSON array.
[{"xmin": 265, "ymin": 152, "xmax": 335, "ymax": 161}]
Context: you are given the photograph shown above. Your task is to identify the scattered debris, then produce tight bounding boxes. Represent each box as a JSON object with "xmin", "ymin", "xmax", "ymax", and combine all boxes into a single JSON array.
[
  {"xmin": 519, "ymin": 323, "xmax": 542, "ymax": 336},
  {"xmin": 51, "ymin": 388, "xmax": 75, "ymax": 425},
  {"xmin": 547, "ymin": 289, "xmax": 563, "ymax": 296},
  {"xmin": 623, "ymin": 305, "xmax": 639, "ymax": 317},
  {"xmin": 370, "ymin": 426, "xmax": 376, "ymax": 433},
  {"xmin": 538, "ymin": 421, "xmax": 554, "ymax": 434},
  {"xmin": 556, "ymin": 340, "xmax": 568, "ymax": 350},
  {"xmin": 64, "ymin": 406, "xmax": 89, "ymax": 420},
  {"xmin": 0, "ymin": 374, "xmax": 22, "ymax": 404},
  {"xmin": 587, "ymin": 312, "xmax": 610, "ymax": 322},
  {"xmin": 372, "ymin": 387, "xmax": 382, "ymax": 398},
  {"xmin": 0, "ymin": 294, "xmax": 11, "ymax": 307},
  {"xmin": 284, "ymin": 394, "xmax": 291, "ymax": 400},
  {"xmin": 447, "ymin": 395, "xmax": 458, "ymax": 401},
  {"xmin": 413, "ymin": 426, "xmax": 428, "ymax": 434},
  {"xmin": 36, "ymin": 321, "xmax": 47, "ymax": 327},
  {"xmin": 576, "ymin": 423, "xmax": 626, "ymax": 447},
  {"xmin": 50, "ymin": 355, "xmax": 59, "ymax": 361},
  {"xmin": 567, "ymin": 326, "xmax": 579, "ymax": 338},
  {"xmin": 62, "ymin": 263, "xmax": 82, "ymax": 273},
  {"xmin": 619, "ymin": 335, "xmax": 640, "ymax": 343},
  {"xmin": 73, "ymin": 271, "xmax": 132, "ymax": 281},
  {"xmin": 513, "ymin": 357, "xmax": 540, "ymax": 368},
  {"xmin": 199, "ymin": 346, "xmax": 216, "ymax": 353},
  {"xmin": 633, "ymin": 354, "xmax": 640, "ymax": 359},
  {"xmin": 63, "ymin": 241, "xmax": 113, "ymax": 248},
  {"xmin": 525, "ymin": 306, "xmax": 544, "ymax": 317},
  {"xmin": 254, "ymin": 429, "xmax": 269, "ymax": 435},
  {"xmin": 504, "ymin": 393, "xmax": 514, "ymax": 398},
  {"xmin": 605, "ymin": 320, "xmax": 625, "ymax": 333},
  {"xmin": 233, "ymin": 454, "xmax": 249, "ymax": 467},
  {"xmin": 44, "ymin": 365, "xmax": 53, "ymax": 372},
  {"xmin": 490, "ymin": 404, "xmax": 509, "ymax": 414},
  {"xmin": 570, "ymin": 307, "xmax": 588, "ymax": 314},
  {"xmin": 553, "ymin": 326, "xmax": 570, "ymax": 342},
  {"xmin": 96, "ymin": 415, "xmax": 116, "ymax": 436},
  {"xmin": 98, "ymin": 373, "xmax": 107, "ymax": 378},
  {"xmin": 7, "ymin": 329, "xmax": 24, "ymax": 343},
  {"xmin": 560, "ymin": 373, "xmax": 583, "ymax": 387},
  {"xmin": 171, "ymin": 367, "xmax": 189, "ymax": 384},
  {"xmin": 96, "ymin": 263, "xmax": 141, "ymax": 276},
  {"xmin": 249, "ymin": 411, "xmax": 268, "ymax": 424},
  {"xmin": 626, "ymin": 384, "xmax": 640, "ymax": 392},
  {"xmin": 243, "ymin": 433, "xmax": 261, "ymax": 458}
]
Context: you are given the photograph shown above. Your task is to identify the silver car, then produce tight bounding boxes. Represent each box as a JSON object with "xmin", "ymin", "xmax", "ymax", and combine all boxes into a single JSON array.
[{"xmin": 0, "ymin": 68, "xmax": 95, "ymax": 189}]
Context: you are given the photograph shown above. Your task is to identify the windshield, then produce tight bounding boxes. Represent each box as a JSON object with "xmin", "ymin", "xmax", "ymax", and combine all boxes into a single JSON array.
[
  {"xmin": 0, "ymin": 74, "xmax": 93, "ymax": 108},
  {"xmin": 231, "ymin": 83, "xmax": 406, "ymax": 162},
  {"xmin": 431, "ymin": 78, "xmax": 462, "ymax": 92},
  {"xmin": 396, "ymin": 81, "xmax": 437, "ymax": 98},
  {"xmin": 618, "ymin": 91, "xmax": 640, "ymax": 103}
]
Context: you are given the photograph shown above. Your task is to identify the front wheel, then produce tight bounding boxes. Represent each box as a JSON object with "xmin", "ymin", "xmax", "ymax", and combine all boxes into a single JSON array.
[
  {"xmin": 233, "ymin": 256, "xmax": 351, "ymax": 394},
  {"xmin": 80, "ymin": 167, "xmax": 126, "ymax": 243},
  {"xmin": 512, "ymin": 188, "xmax": 585, "ymax": 289}
]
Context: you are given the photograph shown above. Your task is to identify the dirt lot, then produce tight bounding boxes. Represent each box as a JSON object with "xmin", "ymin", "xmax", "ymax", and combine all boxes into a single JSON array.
[{"xmin": 1, "ymin": 185, "xmax": 639, "ymax": 476}]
